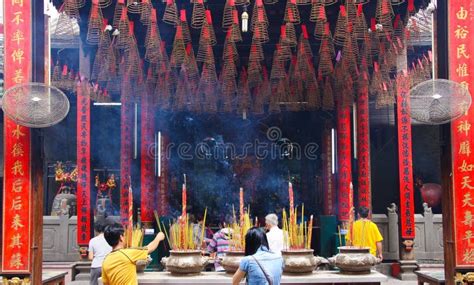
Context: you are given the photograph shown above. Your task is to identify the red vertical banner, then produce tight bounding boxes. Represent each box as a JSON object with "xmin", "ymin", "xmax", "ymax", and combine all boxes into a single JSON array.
[
  {"xmin": 357, "ymin": 86, "xmax": 371, "ymax": 210},
  {"xmin": 322, "ymin": 122, "xmax": 335, "ymax": 216},
  {"xmin": 396, "ymin": 74, "xmax": 415, "ymax": 239},
  {"xmin": 158, "ymin": 134, "xmax": 169, "ymax": 216},
  {"xmin": 140, "ymin": 93, "xmax": 156, "ymax": 223},
  {"xmin": 120, "ymin": 96, "xmax": 133, "ymax": 224},
  {"xmin": 2, "ymin": 0, "xmax": 33, "ymax": 273},
  {"xmin": 76, "ymin": 81, "xmax": 92, "ymax": 246},
  {"xmin": 449, "ymin": 0, "xmax": 474, "ymax": 267},
  {"xmin": 337, "ymin": 101, "xmax": 353, "ymax": 221}
]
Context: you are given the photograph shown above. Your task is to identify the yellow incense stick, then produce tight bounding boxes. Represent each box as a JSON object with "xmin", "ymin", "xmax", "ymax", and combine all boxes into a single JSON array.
[{"xmin": 200, "ymin": 208, "xmax": 207, "ymax": 248}]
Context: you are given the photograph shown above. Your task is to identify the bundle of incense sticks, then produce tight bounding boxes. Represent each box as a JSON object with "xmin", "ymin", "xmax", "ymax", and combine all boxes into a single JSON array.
[
  {"xmin": 282, "ymin": 206, "xmax": 313, "ymax": 250},
  {"xmin": 229, "ymin": 207, "xmax": 253, "ymax": 251}
]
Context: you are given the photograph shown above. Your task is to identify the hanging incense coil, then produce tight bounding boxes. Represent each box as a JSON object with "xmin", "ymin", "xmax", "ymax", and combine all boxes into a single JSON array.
[
  {"xmin": 223, "ymin": 0, "xmax": 237, "ymax": 30},
  {"xmin": 63, "ymin": 0, "xmax": 85, "ymax": 19},
  {"xmin": 310, "ymin": 0, "xmax": 326, "ymax": 23},
  {"xmin": 251, "ymin": 0, "xmax": 269, "ymax": 31},
  {"xmin": 333, "ymin": 5, "xmax": 349, "ymax": 46},
  {"xmin": 201, "ymin": 11, "xmax": 217, "ymax": 46},
  {"xmin": 270, "ymin": 47, "xmax": 287, "ymax": 80},
  {"xmin": 252, "ymin": 20, "xmax": 270, "ymax": 43},
  {"xmin": 185, "ymin": 44, "xmax": 200, "ymax": 84},
  {"xmin": 375, "ymin": 0, "xmax": 394, "ymax": 38},
  {"xmin": 322, "ymin": 0, "xmax": 337, "ymax": 5},
  {"xmin": 115, "ymin": 7, "xmax": 132, "ymax": 49},
  {"xmin": 229, "ymin": 10, "xmax": 243, "ymax": 42},
  {"xmin": 237, "ymin": 69, "xmax": 251, "ymax": 114},
  {"xmin": 354, "ymin": 4, "xmax": 368, "ymax": 40},
  {"xmin": 92, "ymin": 28, "xmax": 112, "ymax": 81},
  {"xmin": 369, "ymin": 62, "xmax": 383, "ymax": 97},
  {"xmin": 127, "ymin": 0, "xmax": 141, "ymax": 14},
  {"xmin": 284, "ymin": 0, "xmax": 301, "ymax": 24},
  {"xmin": 296, "ymin": 0, "xmax": 311, "ymax": 4},
  {"xmin": 124, "ymin": 38, "xmax": 142, "ymax": 80},
  {"xmin": 163, "ymin": 0, "xmax": 179, "ymax": 26},
  {"xmin": 391, "ymin": 0, "xmax": 405, "ymax": 5},
  {"xmin": 264, "ymin": 0, "xmax": 278, "ymax": 4},
  {"xmin": 283, "ymin": 23, "xmax": 298, "ymax": 48},
  {"xmin": 170, "ymin": 26, "xmax": 187, "ymax": 67},
  {"xmin": 345, "ymin": 0, "xmax": 358, "ymax": 20},
  {"xmin": 145, "ymin": 25, "xmax": 164, "ymax": 63},
  {"xmin": 299, "ymin": 26, "xmax": 313, "ymax": 58},
  {"xmin": 375, "ymin": 81, "xmax": 395, "ymax": 109},
  {"xmin": 250, "ymin": 39, "xmax": 265, "ymax": 62},
  {"xmin": 54, "ymin": 12, "xmax": 80, "ymax": 39},
  {"xmin": 248, "ymin": 61, "xmax": 263, "ymax": 88},
  {"xmin": 321, "ymin": 77, "xmax": 334, "ymax": 110},
  {"xmin": 140, "ymin": 0, "xmax": 153, "ymax": 25},
  {"xmin": 179, "ymin": 10, "xmax": 192, "ymax": 44},
  {"xmin": 369, "ymin": 31, "xmax": 380, "ymax": 57},
  {"xmin": 223, "ymin": 32, "xmax": 240, "ymax": 64},
  {"xmin": 86, "ymin": 2, "xmax": 103, "ymax": 45},
  {"xmin": 97, "ymin": 0, "xmax": 112, "ymax": 8},
  {"xmin": 113, "ymin": 0, "xmax": 127, "ymax": 29},
  {"xmin": 191, "ymin": 0, "xmax": 206, "ymax": 28},
  {"xmin": 197, "ymin": 42, "xmax": 216, "ymax": 64}
]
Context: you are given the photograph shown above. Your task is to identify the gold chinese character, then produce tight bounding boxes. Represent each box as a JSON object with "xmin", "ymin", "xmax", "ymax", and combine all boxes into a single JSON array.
[
  {"xmin": 455, "ymin": 25, "xmax": 469, "ymax": 39},
  {"xmin": 457, "ymin": 63, "xmax": 470, "ymax": 77},
  {"xmin": 12, "ymin": 179, "xmax": 23, "ymax": 193},
  {"xmin": 11, "ymin": 143, "xmax": 24, "ymax": 157},
  {"xmin": 460, "ymin": 141, "xmax": 471, "ymax": 156},
  {"xmin": 463, "ymin": 193, "xmax": 474, "ymax": 207},
  {"xmin": 457, "ymin": 44, "xmax": 471, "ymax": 59},
  {"xmin": 460, "ymin": 81, "xmax": 470, "ymax": 91},
  {"xmin": 464, "ymin": 249, "xmax": 474, "ymax": 263},
  {"xmin": 11, "ymin": 160, "xmax": 24, "ymax": 176},
  {"xmin": 462, "ymin": 176, "xmax": 474, "ymax": 190},
  {"xmin": 11, "ymin": 196, "xmax": 22, "ymax": 211},
  {"xmin": 11, "ymin": 12, "xmax": 24, "ymax": 25},
  {"xmin": 11, "ymin": 30, "xmax": 25, "ymax": 46},
  {"xmin": 11, "ymin": 214, "xmax": 24, "ymax": 230},
  {"xmin": 9, "ymin": 233, "xmax": 22, "ymax": 249},
  {"xmin": 458, "ymin": 120, "xmax": 471, "ymax": 135},
  {"xmin": 12, "ymin": 125, "xmax": 25, "ymax": 139},
  {"xmin": 13, "ymin": 69, "xmax": 24, "ymax": 84},
  {"xmin": 9, "ymin": 253, "xmax": 23, "ymax": 269},
  {"xmin": 11, "ymin": 49, "xmax": 24, "ymax": 64},
  {"xmin": 457, "ymin": 7, "xmax": 469, "ymax": 20},
  {"xmin": 460, "ymin": 160, "xmax": 474, "ymax": 172},
  {"xmin": 463, "ymin": 210, "xmax": 474, "ymax": 227},
  {"xmin": 11, "ymin": 0, "xmax": 23, "ymax": 7}
]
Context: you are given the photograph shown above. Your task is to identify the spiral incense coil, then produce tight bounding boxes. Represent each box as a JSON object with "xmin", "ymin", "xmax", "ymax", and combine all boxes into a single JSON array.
[
  {"xmin": 145, "ymin": 24, "xmax": 164, "ymax": 63},
  {"xmin": 358, "ymin": 40, "xmax": 373, "ymax": 69},
  {"xmin": 296, "ymin": 0, "xmax": 311, "ymax": 4},
  {"xmin": 250, "ymin": 40, "xmax": 265, "ymax": 62},
  {"xmin": 140, "ymin": 0, "xmax": 153, "ymax": 25},
  {"xmin": 283, "ymin": 23, "xmax": 297, "ymax": 48},
  {"xmin": 185, "ymin": 44, "xmax": 200, "ymax": 84},
  {"xmin": 270, "ymin": 48, "xmax": 287, "ymax": 80},
  {"xmin": 251, "ymin": 0, "xmax": 269, "ymax": 31},
  {"xmin": 248, "ymin": 61, "xmax": 263, "ymax": 88},
  {"xmin": 191, "ymin": 0, "xmax": 206, "ymax": 28},
  {"xmin": 223, "ymin": 33, "xmax": 239, "ymax": 63},
  {"xmin": 284, "ymin": 0, "xmax": 301, "ymax": 24},
  {"xmin": 353, "ymin": 4, "xmax": 368, "ymax": 40},
  {"xmin": 163, "ymin": 0, "xmax": 179, "ymax": 26},
  {"xmin": 197, "ymin": 42, "xmax": 213, "ymax": 64},
  {"xmin": 376, "ymin": 0, "xmax": 394, "ymax": 21},
  {"xmin": 127, "ymin": 0, "xmax": 141, "ymax": 14},
  {"xmin": 54, "ymin": 12, "xmax": 80, "ymax": 38},
  {"xmin": 393, "ymin": 15, "xmax": 406, "ymax": 45},
  {"xmin": 113, "ymin": 0, "xmax": 126, "ymax": 28},
  {"xmin": 278, "ymin": 42, "xmax": 293, "ymax": 62},
  {"xmin": 86, "ymin": 2, "xmax": 103, "ymax": 45},
  {"xmin": 92, "ymin": 29, "xmax": 112, "ymax": 80},
  {"xmin": 369, "ymin": 63, "xmax": 382, "ymax": 97},
  {"xmin": 228, "ymin": 10, "xmax": 243, "ymax": 42},
  {"xmin": 345, "ymin": 0, "xmax": 358, "ymax": 20},
  {"xmin": 200, "ymin": 23, "xmax": 217, "ymax": 47},
  {"xmin": 391, "ymin": 0, "xmax": 405, "ymax": 5},
  {"xmin": 300, "ymin": 26, "xmax": 313, "ymax": 58},
  {"xmin": 264, "ymin": 0, "xmax": 278, "ymax": 4},
  {"xmin": 310, "ymin": 0, "xmax": 326, "ymax": 23},
  {"xmin": 170, "ymin": 26, "xmax": 187, "ymax": 67},
  {"xmin": 318, "ymin": 38, "xmax": 334, "ymax": 76},
  {"xmin": 333, "ymin": 5, "xmax": 349, "ymax": 46},
  {"xmin": 369, "ymin": 31, "xmax": 380, "ymax": 57},
  {"xmin": 179, "ymin": 10, "xmax": 192, "ymax": 44},
  {"xmin": 115, "ymin": 7, "xmax": 132, "ymax": 49},
  {"xmin": 252, "ymin": 22, "xmax": 270, "ymax": 43},
  {"xmin": 222, "ymin": 58, "xmax": 238, "ymax": 82},
  {"xmin": 357, "ymin": 59, "xmax": 370, "ymax": 89},
  {"xmin": 62, "ymin": 0, "xmax": 81, "ymax": 20},
  {"xmin": 375, "ymin": 81, "xmax": 395, "ymax": 109},
  {"xmin": 97, "ymin": 0, "xmax": 112, "ymax": 8},
  {"xmin": 124, "ymin": 38, "xmax": 141, "ymax": 78},
  {"xmin": 223, "ymin": 0, "xmax": 237, "ymax": 30}
]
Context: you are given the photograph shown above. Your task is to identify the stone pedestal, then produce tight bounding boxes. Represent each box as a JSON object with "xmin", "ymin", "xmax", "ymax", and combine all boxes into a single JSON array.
[
  {"xmin": 398, "ymin": 260, "xmax": 418, "ymax": 281},
  {"xmin": 74, "ymin": 261, "xmax": 91, "ymax": 281}
]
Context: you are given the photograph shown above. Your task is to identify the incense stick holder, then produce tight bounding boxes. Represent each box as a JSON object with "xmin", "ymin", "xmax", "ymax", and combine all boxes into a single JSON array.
[
  {"xmin": 328, "ymin": 246, "xmax": 380, "ymax": 275},
  {"xmin": 281, "ymin": 249, "xmax": 325, "ymax": 273},
  {"xmin": 162, "ymin": 250, "xmax": 208, "ymax": 275},
  {"xmin": 221, "ymin": 251, "xmax": 245, "ymax": 273}
]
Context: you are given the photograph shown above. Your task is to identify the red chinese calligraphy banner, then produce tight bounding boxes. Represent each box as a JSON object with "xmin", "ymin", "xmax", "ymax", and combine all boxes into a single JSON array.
[
  {"xmin": 357, "ymin": 86, "xmax": 371, "ymax": 210},
  {"xmin": 449, "ymin": 0, "xmax": 474, "ymax": 267},
  {"xmin": 76, "ymin": 81, "xmax": 91, "ymax": 246},
  {"xmin": 2, "ymin": 0, "xmax": 32, "ymax": 273},
  {"xmin": 396, "ymin": 74, "xmax": 415, "ymax": 239},
  {"xmin": 120, "ymin": 96, "xmax": 133, "ymax": 224},
  {"xmin": 141, "ymin": 93, "xmax": 156, "ymax": 223},
  {"xmin": 322, "ymin": 122, "xmax": 335, "ymax": 216},
  {"xmin": 158, "ymin": 134, "xmax": 169, "ymax": 216},
  {"xmin": 337, "ymin": 101, "xmax": 352, "ymax": 221}
]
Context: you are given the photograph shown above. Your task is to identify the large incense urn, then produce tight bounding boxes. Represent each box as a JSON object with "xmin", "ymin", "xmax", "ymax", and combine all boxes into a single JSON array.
[
  {"xmin": 221, "ymin": 251, "xmax": 245, "ymax": 273},
  {"xmin": 281, "ymin": 249, "xmax": 325, "ymax": 274},
  {"xmin": 136, "ymin": 257, "xmax": 152, "ymax": 273},
  {"xmin": 51, "ymin": 191, "xmax": 77, "ymax": 217},
  {"xmin": 328, "ymin": 246, "xmax": 380, "ymax": 275},
  {"xmin": 161, "ymin": 250, "xmax": 208, "ymax": 275}
]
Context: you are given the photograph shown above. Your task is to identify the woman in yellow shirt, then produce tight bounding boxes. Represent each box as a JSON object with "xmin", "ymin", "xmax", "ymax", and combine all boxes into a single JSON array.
[
  {"xmin": 101, "ymin": 223, "xmax": 165, "ymax": 285},
  {"xmin": 346, "ymin": 207, "xmax": 384, "ymax": 260}
]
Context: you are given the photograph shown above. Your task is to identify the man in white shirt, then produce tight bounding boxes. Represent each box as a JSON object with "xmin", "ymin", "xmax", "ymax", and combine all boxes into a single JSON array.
[
  {"xmin": 265, "ymin": 213, "xmax": 284, "ymax": 255},
  {"xmin": 88, "ymin": 221, "xmax": 112, "ymax": 285}
]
